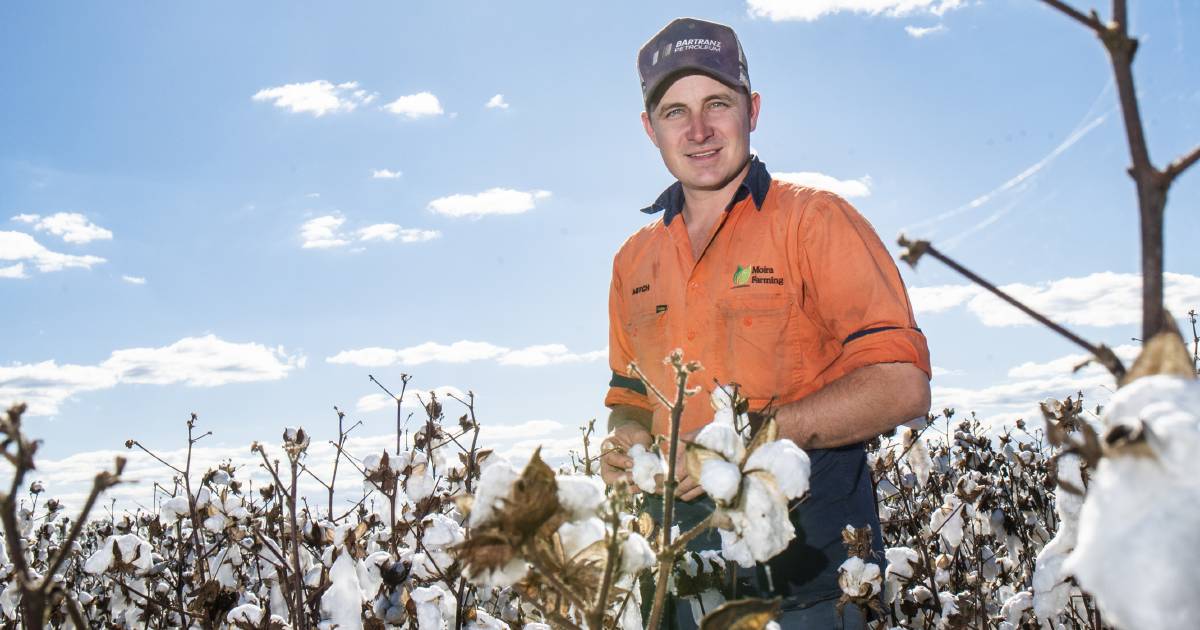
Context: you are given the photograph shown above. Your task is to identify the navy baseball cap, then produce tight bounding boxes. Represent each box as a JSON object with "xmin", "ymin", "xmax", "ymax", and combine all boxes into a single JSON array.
[{"xmin": 637, "ymin": 18, "xmax": 751, "ymax": 109}]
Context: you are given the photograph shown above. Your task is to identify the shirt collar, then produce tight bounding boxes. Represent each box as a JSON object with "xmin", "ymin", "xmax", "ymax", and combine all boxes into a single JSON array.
[{"xmin": 640, "ymin": 155, "xmax": 771, "ymax": 226}]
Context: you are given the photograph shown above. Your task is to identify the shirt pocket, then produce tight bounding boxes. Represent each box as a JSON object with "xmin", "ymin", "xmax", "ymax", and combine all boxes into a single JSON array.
[
  {"xmin": 623, "ymin": 309, "xmax": 669, "ymax": 394},
  {"xmin": 716, "ymin": 292, "xmax": 801, "ymax": 400}
]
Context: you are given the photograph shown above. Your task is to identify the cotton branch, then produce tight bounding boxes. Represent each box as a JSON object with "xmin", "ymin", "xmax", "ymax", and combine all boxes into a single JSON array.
[{"xmin": 898, "ymin": 235, "xmax": 1126, "ymax": 380}]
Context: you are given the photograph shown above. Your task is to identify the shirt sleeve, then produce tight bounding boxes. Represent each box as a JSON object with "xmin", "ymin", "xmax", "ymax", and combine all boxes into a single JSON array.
[
  {"xmin": 604, "ymin": 255, "xmax": 654, "ymax": 410},
  {"xmin": 799, "ymin": 192, "xmax": 931, "ymax": 380}
]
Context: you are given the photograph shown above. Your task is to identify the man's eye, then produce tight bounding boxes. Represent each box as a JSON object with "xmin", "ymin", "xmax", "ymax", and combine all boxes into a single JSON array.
[
  {"xmin": 709, "ymin": 101, "xmax": 730, "ymax": 109},
  {"xmin": 664, "ymin": 108, "xmax": 684, "ymax": 118}
]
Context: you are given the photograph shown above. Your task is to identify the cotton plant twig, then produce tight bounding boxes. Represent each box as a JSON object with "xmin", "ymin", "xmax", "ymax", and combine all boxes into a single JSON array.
[
  {"xmin": 1036, "ymin": 0, "xmax": 1200, "ymax": 341},
  {"xmin": 898, "ymin": 235, "xmax": 1127, "ymax": 381}
]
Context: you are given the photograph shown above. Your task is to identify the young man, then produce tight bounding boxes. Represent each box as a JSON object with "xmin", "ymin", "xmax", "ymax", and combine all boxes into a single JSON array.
[{"xmin": 600, "ymin": 17, "xmax": 932, "ymax": 628}]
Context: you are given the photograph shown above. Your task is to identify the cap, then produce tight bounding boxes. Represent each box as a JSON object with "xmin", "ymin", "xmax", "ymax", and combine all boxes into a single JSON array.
[{"xmin": 637, "ymin": 17, "xmax": 750, "ymax": 109}]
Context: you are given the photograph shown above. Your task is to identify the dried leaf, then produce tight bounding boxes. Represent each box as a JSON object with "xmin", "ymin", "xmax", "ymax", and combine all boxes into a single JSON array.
[
  {"xmin": 685, "ymin": 442, "xmax": 725, "ymax": 482},
  {"xmin": 503, "ymin": 448, "xmax": 560, "ymax": 536},
  {"xmin": 1121, "ymin": 326, "xmax": 1195, "ymax": 386},
  {"xmin": 699, "ymin": 597, "xmax": 781, "ymax": 630}
]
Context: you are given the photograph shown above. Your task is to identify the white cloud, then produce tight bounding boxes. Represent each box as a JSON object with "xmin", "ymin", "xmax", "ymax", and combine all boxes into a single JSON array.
[
  {"xmin": 910, "ymin": 272, "xmax": 1200, "ymax": 328},
  {"xmin": 428, "ymin": 188, "xmax": 551, "ymax": 218},
  {"xmin": 306, "ymin": 192, "xmax": 321, "ymax": 199},
  {"xmin": 252, "ymin": 80, "xmax": 376, "ymax": 117},
  {"xmin": 485, "ymin": 94, "xmax": 509, "ymax": 109},
  {"xmin": 1, "ymin": 335, "xmax": 303, "ymax": 417},
  {"xmin": 383, "ymin": 92, "xmax": 444, "ymax": 119},
  {"xmin": 773, "ymin": 172, "xmax": 872, "ymax": 198},
  {"xmin": 748, "ymin": 0, "xmax": 964, "ymax": 21},
  {"xmin": 356, "ymin": 386, "xmax": 467, "ymax": 413},
  {"xmin": 0, "ymin": 231, "xmax": 106, "ymax": 274},
  {"xmin": 905, "ymin": 24, "xmax": 946, "ymax": 37},
  {"xmin": 497, "ymin": 344, "xmax": 608, "ymax": 367},
  {"xmin": 357, "ymin": 223, "xmax": 441, "ymax": 243},
  {"xmin": 300, "ymin": 215, "xmax": 351, "ymax": 249},
  {"xmin": 328, "ymin": 341, "xmax": 605, "ymax": 368},
  {"xmin": 371, "ymin": 169, "xmax": 403, "ymax": 179},
  {"xmin": 12, "ymin": 212, "xmax": 112, "ymax": 244},
  {"xmin": 121, "ymin": 275, "xmax": 146, "ymax": 285},
  {"xmin": 0, "ymin": 263, "xmax": 26, "ymax": 279}
]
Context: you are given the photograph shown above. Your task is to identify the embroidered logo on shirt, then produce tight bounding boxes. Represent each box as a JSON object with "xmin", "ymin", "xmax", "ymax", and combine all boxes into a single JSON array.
[{"xmin": 733, "ymin": 264, "xmax": 784, "ymax": 288}]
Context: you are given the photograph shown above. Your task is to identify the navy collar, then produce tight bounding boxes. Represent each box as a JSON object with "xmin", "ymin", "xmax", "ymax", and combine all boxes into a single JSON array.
[{"xmin": 640, "ymin": 155, "xmax": 771, "ymax": 226}]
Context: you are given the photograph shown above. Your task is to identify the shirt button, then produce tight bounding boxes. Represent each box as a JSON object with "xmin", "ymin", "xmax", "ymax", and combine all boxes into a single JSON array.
[
  {"xmin": 687, "ymin": 331, "xmax": 696, "ymax": 340},
  {"xmin": 689, "ymin": 281, "xmax": 699, "ymax": 289},
  {"xmin": 743, "ymin": 316, "xmax": 753, "ymax": 326}
]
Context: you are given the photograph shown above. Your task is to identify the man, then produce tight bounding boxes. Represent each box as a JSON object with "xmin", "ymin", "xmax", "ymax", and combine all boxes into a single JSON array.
[{"xmin": 600, "ymin": 17, "xmax": 932, "ymax": 628}]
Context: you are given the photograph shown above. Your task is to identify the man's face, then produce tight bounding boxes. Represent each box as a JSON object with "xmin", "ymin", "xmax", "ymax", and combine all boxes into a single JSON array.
[{"xmin": 641, "ymin": 73, "xmax": 761, "ymax": 192}]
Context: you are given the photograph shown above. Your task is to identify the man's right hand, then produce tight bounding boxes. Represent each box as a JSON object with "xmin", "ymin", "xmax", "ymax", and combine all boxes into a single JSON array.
[{"xmin": 599, "ymin": 423, "xmax": 653, "ymax": 487}]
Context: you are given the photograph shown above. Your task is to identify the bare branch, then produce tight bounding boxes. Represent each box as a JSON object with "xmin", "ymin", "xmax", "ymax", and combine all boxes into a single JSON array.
[
  {"xmin": 1163, "ymin": 145, "xmax": 1200, "ymax": 185},
  {"xmin": 1037, "ymin": 0, "xmax": 1104, "ymax": 34}
]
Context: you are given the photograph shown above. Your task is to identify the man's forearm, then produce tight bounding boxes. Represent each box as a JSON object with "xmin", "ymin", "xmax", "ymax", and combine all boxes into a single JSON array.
[
  {"xmin": 607, "ymin": 403, "xmax": 653, "ymax": 434},
  {"xmin": 773, "ymin": 362, "xmax": 931, "ymax": 450}
]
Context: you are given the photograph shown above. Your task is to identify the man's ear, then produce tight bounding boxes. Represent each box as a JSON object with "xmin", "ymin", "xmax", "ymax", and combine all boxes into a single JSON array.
[
  {"xmin": 748, "ymin": 91, "xmax": 761, "ymax": 133},
  {"xmin": 641, "ymin": 110, "xmax": 660, "ymax": 149}
]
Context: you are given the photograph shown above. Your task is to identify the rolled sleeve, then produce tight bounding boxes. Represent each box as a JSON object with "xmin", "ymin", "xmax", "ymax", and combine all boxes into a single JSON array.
[{"xmin": 800, "ymin": 192, "xmax": 931, "ymax": 379}]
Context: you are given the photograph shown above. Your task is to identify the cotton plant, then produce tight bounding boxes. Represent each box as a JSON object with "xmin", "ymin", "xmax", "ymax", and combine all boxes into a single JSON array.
[{"xmin": 682, "ymin": 386, "xmax": 812, "ymax": 567}]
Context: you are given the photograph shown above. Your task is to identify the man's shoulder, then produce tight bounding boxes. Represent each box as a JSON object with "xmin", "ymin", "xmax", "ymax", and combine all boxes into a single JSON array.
[
  {"xmin": 612, "ymin": 218, "xmax": 665, "ymax": 266},
  {"xmin": 766, "ymin": 179, "xmax": 864, "ymax": 227}
]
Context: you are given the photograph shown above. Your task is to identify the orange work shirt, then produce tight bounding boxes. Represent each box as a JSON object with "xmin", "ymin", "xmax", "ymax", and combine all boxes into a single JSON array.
[{"xmin": 605, "ymin": 157, "xmax": 931, "ymax": 438}]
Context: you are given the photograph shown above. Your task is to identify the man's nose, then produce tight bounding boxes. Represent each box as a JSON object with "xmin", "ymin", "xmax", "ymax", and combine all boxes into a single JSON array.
[{"xmin": 686, "ymin": 112, "xmax": 713, "ymax": 144}]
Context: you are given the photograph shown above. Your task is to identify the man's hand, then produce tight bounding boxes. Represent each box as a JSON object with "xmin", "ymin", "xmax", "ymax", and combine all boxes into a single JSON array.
[{"xmin": 600, "ymin": 423, "xmax": 652, "ymax": 487}]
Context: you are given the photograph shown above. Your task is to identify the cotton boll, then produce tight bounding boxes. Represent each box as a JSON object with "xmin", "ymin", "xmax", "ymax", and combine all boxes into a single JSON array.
[
  {"xmin": 1001, "ymin": 590, "xmax": 1033, "ymax": 626},
  {"xmin": 321, "ymin": 550, "xmax": 364, "ymax": 630},
  {"xmin": 720, "ymin": 474, "xmax": 794, "ymax": 567},
  {"xmin": 475, "ymin": 557, "xmax": 529, "ymax": 589},
  {"xmin": 620, "ymin": 533, "xmax": 655, "ymax": 574},
  {"xmin": 743, "ymin": 439, "xmax": 811, "ymax": 500},
  {"xmin": 557, "ymin": 517, "xmax": 606, "ymax": 559},
  {"xmin": 411, "ymin": 586, "xmax": 446, "ymax": 630},
  {"xmin": 698, "ymin": 459, "xmax": 742, "ymax": 503},
  {"xmin": 694, "ymin": 423, "xmax": 744, "ymax": 462},
  {"xmin": 928, "ymin": 495, "xmax": 964, "ymax": 550},
  {"xmin": 628, "ymin": 444, "xmax": 665, "ymax": 494},
  {"xmin": 1064, "ymin": 376, "xmax": 1200, "ymax": 630},
  {"xmin": 470, "ymin": 459, "xmax": 519, "ymax": 527},
  {"xmin": 160, "ymin": 497, "xmax": 191, "ymax": 521},
  {"xmin": 838, "ymin": 557, "xmax": 882, "ymax": 598},
  {"xmin": 555, "ymin": 475, "xmax": 606, "ymax": 521},
  {"xmin": 466, "ymin": 609, "xmax": 508, "ymax": 630}
]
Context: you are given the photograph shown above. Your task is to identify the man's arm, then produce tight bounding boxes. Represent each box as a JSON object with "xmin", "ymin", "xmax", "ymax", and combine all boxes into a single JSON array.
[
  {"xmin": 773, "ymin": 362, "xmax": 930, "ymax": 449},
  {"xmin": 600, "ymin": 404, "xmax": 653, "ymax": 486}
]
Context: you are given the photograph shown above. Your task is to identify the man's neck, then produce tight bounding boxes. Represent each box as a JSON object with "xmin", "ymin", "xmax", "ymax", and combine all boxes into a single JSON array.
[{"xmin": 679, "ymin": 156, "xmax": 753, "ymax": 226}]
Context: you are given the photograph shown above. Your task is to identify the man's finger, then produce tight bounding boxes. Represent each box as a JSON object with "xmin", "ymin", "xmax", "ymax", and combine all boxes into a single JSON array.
[{"xmin": 604, "ymin": 453, "xmax": 633, "ymax": 471}]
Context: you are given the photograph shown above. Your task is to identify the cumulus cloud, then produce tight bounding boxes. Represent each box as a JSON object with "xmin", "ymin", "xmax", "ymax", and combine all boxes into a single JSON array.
[
  {"xmin": 485, "ymin": 94, "xmax": 509, "ymax": 109},
  {"xmin": 428, "ymin": 188, "xmax": 551, "ymax": 218},
  {"xmin": 383, "ymin": 92, "xmax": 444, "ymax": 119},
  {"xmin": 1, "ymin": 335, "xmax": 304, "ymax": 417},
  {"xmin": 906, "ymin": 24, "xmax": 947, "ymax": 37},
  {"xmin": 371, "ymin": 169, "xmax": 403, "ymax": 179},
  {"xmin": 356, "ymin": 385, "xmax": 467, "ymax": 413},
  {"xmin": 773, "ymin": 172, "xmax": 872, "ymax": 198},
  {"xmin": 122, "ymin": 275, "xmax": 146, "ymax": 285},
  {"xmin": 327, "ymin": 341, "xmax": 605, "ymax": 368},
  {"xmin": 747, "ymin": 0, "xmax": 964, "ymax": 21},
  {"xmin": 357, "ymin": 223, "xmax": 441, "ymax": 243},
  {"xmin": 300, "ymin": 215, "xmax": 351, "ymax": 249},
  {"xmin": 910, "ymin": 272, "xmax": 1200, "ymax": 328},
  {"xmin": 252, "ymin": 80, "xmax": 376, "ymax": 117},
  {"xmin": 12, "ymin": 212, "xmax": 113, "ymax": 244},
  {"xmin": 0, "ymin": 231, "xmax": 105, "ymax": 275}
]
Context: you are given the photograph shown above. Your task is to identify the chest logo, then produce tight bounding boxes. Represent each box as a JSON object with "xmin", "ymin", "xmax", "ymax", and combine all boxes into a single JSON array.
[{"xmin": 733, "ymin": 264, "xmax": 784, "ymax": 288}]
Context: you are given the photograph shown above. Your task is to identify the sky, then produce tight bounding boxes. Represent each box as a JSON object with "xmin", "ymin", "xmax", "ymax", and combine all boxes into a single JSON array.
[{"xmin": 2, "ymin": 0, "xmax": 1198, "ymax": 510}]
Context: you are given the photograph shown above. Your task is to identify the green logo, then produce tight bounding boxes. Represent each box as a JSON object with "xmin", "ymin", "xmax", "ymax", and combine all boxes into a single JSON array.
[{"xmin": 732, "ymin": 265, "xmax": 751, "ymax": 287}]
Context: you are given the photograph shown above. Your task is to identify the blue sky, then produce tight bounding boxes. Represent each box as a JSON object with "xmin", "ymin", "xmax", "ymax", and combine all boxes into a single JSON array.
[{"xmin": 2, "ymin": 0, "xmax": 1198, "ymax": 507}]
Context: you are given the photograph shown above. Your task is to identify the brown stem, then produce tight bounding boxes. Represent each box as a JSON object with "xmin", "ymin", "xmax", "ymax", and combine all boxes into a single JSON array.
[
  {"xmin": 646, "ymin": 354, "xmax": 693, "ymax": 630},
  {"xmin": 1037, "ymin": 0, "xmax": 1104, "ymax": 34},
  {"xmin": 1163, "ymin": 145, "xmax": 1200, "ymax": 184}
]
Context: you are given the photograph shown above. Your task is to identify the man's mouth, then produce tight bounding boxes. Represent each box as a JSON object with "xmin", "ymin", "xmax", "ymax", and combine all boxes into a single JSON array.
[{"xmin": 687, "ymin": 148, "xmax": 721, "ymax": 160}]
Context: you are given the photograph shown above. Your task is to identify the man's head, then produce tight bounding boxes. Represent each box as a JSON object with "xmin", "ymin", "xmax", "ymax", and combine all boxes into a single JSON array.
[{"xmin": 638, "ymin": 18, "xmax": 760, "ymax": 193}]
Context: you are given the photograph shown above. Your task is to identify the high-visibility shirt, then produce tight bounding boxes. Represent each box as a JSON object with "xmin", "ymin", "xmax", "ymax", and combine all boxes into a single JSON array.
[{"xmin": 605, "ymin": 156, "xmax": 931, "ymax": 437}]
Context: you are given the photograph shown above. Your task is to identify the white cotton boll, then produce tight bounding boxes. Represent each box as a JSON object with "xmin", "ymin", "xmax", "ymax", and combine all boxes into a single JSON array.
[
  {"xmin": 885, "ymin": 547, "xmax": 919, "ymax": 580},
  {"xmin": 470, "ymin": 459, "xmax": 519, "ymax": 527},
  {"xmin": 1032, "ymin": 533, "xmax": 1074, "ymax": 623},
  {"xmin": 628, "ymin": 444, "xmax": 665, "ymax": 494},
  {"xmin": 411, "ymin": 586, "xmax": 446, "ymax": 630},
  {"xmin": 475, "ymin": 557, "xmax": 529, "ymax": 589},
  {"xmin": 694, "ymin": 422, "xmax": 744, "ymax": 462},
  {"xmin": 160, "ymin": 497, "xmax": 191, "ymax": 521},
  {"xmin": 720, "ymin": 474, "xmax": 794, "ymax": 567},
  {"xmin": 698, "ymin": 459, "xmax": 742, "ymax": 503},
  {"xmin": 1001, "ymin": 590, "xmax": 1032, "ymax": 625},
  {"xmin": 466, "ymin": 609, "xmax": 509, "ymax": 630},
  {"xmin": 900, "ymin": 426, "xmax": 932, "ymax": 487},
  {"xmin": 929, "ymin": 495, "xmax": 964, "ymax": 550},
  {"xmin": 620, "ymin": 533, "xmax": 655, "ymax": 574},
  {"xmin": 204, "ymin": 514, "xmax": 227, "ymax": 532},
  {"xmin": 719, "ymin": 529, "xmax": 754, "ymax": 568},
  {"xmin": 0, "ymin": 583, "xmax": 20, "ymax": 619},
  {"xmin": 1063, "ymin": 375, "xmax": 1200, "ymax": 630},
  {"xmin": 555, "ymin": 475, "xmax": 606, "ymax": 521},
  {"xmin": 838, "ymin": 557, "xmax": 882, "ymax": 597},
  {"xmin": 744, "ymin": 439, "xmax": 811, "ymax": 500},
  {"xmin": 523, "ymin": 625, "xmax": 552, "ymax": 630},
  {"xmin": 558, "ymin": 517, "xmax": 606, "ymax": 559},
  {"xmin": 910, "ymin": 584, "xmax": 933, "ymax": 603},
  {"xmin": 406, "ymin": 466, "xmax": 437, "ymax": 503},
  {"xmin": 422, "ymin": 514, "xmax": 465, "ymax": 548},
  {"xmin": 227, "ymin": 604, "xmax": 264, "ymax": 625}
]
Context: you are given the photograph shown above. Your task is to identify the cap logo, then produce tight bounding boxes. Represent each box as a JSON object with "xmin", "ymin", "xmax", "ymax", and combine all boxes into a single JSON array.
[{"xmin": 674, "ymin": 38, "xmax": 721, "ymax": 53}]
